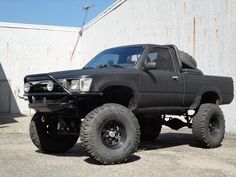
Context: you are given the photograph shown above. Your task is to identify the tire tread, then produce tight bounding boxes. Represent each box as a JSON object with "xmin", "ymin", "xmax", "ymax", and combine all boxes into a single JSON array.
[
  {"xmin": 80, "ymin": 103, "xmax": 140, "ymax": 164},
  {"xmin": 192, "ymin": 103, "xmax": 225, "ymax": 148}
]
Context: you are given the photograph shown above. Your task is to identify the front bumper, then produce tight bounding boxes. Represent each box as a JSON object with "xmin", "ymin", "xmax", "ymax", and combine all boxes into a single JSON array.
[
  {"xmin": 29, "ymin": 102, "xmax": 70, "ymax": 112},
  {"xmin": 25, "ymin": 92, "xmax": 103, "ymax": 112},
  {"xmin": 24, "ymin": 74, "xmax": 103, "ymax": 112}
]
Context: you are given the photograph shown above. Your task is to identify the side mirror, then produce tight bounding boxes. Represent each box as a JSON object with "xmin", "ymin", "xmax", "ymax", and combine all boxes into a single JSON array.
[{"xmin": 144, "ymin": 62, "xmax": 157, "ymax": 70}]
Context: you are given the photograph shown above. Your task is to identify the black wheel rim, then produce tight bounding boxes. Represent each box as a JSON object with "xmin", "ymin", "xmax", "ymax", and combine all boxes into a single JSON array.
[
  {"xmin": 209, "ymin": 114, "xmax": 220, "ymax": 136},
  {"xmin": 101, "ymin": 120, "xmax": 126, "ymax": 149},
  {"xmin": 40, "ymin": 115, "xmax": 58, "ymax": 137}
]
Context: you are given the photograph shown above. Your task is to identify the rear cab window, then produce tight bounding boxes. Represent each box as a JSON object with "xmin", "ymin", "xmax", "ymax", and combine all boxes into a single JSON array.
[{"xmin": 145, "ymin": 47, "xmax": 175, "ymax": 72}]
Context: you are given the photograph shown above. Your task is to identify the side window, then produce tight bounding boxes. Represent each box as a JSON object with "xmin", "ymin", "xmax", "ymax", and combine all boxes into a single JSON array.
[{"xmin": 146, "ymin": 48, "xmax": 174, "ymax": 72}]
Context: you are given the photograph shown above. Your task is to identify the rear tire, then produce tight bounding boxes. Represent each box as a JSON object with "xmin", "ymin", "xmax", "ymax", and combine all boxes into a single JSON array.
[
  {"xmin": 192, "ymin": 103, "xmax": 225, "ymax": 148},
  {"xmin": 80, "ymin": 103, "xmax": 140, "ymax": 164},
  {"xmin": 138, "ymin": 115, "xmax": 162, "ymax": 141},
  {"xmin": 29, "ymin": 113, "xmax": 79, "ymax": 153}
]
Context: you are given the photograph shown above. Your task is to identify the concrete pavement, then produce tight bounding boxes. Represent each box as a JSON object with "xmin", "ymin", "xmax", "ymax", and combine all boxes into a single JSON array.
[{"xmin": 0, "ymin": 114, "xmax": 236, "ymax": 177}]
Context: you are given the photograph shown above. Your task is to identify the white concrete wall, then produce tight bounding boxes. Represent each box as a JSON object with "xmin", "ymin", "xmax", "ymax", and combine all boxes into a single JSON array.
[
  {"xmin": 78, "ymin": 0, "xmax": 236, "ymax": 133},
  {"xmin": 0, "ymin": 23, "xmax": 82, "ymax": 114},
  {"xmin": 0, "ymin": 0, "xmax": 235, "ymax": 133}
]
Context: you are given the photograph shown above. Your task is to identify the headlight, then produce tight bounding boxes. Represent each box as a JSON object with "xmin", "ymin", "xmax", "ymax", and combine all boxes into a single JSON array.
[
  {"xmin": 47, "ymin": 81, "xmax": 54, "ymax": 91},
  {"xmin": 80, "ymin": 78, "xmax": 92, "ymax": 92},
  {"xmin": 58, "ymin": 79, "xmax": 70, "ymax": 88},
  {"xmin": 70, "ymin": 78, "xmax": 92, "ymax": 92},
  {"xmin": 24, "ymin": 82, "xmax": 31, "ymax": 93},
  {"xmin": 70, "ymin": 80, "xmax": 80, "ymax": 91}
]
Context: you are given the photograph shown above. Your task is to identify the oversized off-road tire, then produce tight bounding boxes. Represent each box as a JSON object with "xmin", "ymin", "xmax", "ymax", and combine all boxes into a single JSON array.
[
  {"xmin": 179, "ymin": 51, "xmax": 197, "ymax": 68},
  {"xmin": 138, "ymin": 115, "xmax": 162, "ymax": 141},
  {"xmin": 29, "ymin": 113, "xmax": 79, "ymax": 153},
  {"xmin": 192, "ymin": 103, "xmax": 225, "ymax": 148},
  {"xmin": 80, "ymin": 103, "xmax": 140, "ymax": 164}
]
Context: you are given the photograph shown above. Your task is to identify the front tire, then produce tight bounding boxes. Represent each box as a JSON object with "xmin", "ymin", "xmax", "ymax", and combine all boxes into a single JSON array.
[
  {"xmin": 29, "ymin": 113, "xmax": 79, "ymax": 153},
  {"xmin": 192, "ymin": 103, "xmax": 225, "ymax": 148},
  {"xmin": 80, "ymin": 103, "xmax": 140, "ymax": 164}
]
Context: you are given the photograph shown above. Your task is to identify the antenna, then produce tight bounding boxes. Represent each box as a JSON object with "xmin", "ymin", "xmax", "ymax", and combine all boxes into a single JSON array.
[
  {"xmin": 69, "ymin": 4, "xmax": 95, "ymax": 61},
  {"xmin": 80, "ymin": 5, "xmax": 95, "ymax": 36}
]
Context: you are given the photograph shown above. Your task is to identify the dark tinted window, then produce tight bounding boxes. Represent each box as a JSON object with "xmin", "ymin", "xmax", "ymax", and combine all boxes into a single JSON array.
[
  {"xmin": 146, "ymin": 48, "xmax": 174, "ymax": 72},
  {"xmin": 84, "ymin": 47, "xmax": 144, "ymax": 68}
]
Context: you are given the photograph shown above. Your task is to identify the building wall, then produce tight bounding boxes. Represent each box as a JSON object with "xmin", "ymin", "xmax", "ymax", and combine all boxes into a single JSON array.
[
  {"xmin": 0, "ymin": 23, "xmax": 82, "ymax": 114},
  {"xmin": 78, "ymin": 0, "xmax": 236, "ymax": 134},
  {"xmin": 0, "ymin": 0, "xmax": 235, "ymax": 133}
]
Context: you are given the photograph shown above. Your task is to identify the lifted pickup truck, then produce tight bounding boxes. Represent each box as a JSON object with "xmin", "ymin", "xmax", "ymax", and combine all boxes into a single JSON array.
[{"xmin": 24, "ymin": 44, "xmax": 234, "ymax": 164}]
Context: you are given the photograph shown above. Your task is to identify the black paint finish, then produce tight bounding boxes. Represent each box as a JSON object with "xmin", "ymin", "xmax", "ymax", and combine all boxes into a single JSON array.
[{"xmin": 24, "ymin": 44, "xmax": 234, "ymax": 114}]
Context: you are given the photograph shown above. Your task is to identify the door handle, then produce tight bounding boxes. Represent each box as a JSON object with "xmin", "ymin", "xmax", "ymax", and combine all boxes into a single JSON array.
[{"xmin": 172, "ymin": 76, "xmax": 179, "ymax": 81}]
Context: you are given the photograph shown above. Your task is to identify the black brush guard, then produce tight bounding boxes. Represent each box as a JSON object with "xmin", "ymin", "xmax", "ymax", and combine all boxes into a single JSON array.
[{"xmin": 24, "ymin": 74, "xmax": 102, "ymax": 112}]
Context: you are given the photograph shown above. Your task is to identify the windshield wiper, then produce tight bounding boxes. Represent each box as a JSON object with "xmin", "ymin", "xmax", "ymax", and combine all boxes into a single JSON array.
[
  {"xmin": 83, "ymin": 66, "xmax": 94, "ymax": 69},
  {"xmin": 97, "ymin": 64, "xmax": 124, "ymax": 68}
]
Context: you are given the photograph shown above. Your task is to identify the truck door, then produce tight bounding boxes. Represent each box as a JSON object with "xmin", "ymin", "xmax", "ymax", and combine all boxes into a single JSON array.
[{"xmin": 139, "ymin": 47, "xmax": 183, "ymax": 108}]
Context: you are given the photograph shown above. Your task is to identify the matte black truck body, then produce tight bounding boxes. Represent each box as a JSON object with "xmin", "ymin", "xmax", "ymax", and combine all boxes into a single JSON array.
[
  {"xmin": 24, "ymin": 44, "xmax": 234, "ymax": 114},
  {"xmin": 24, "ymin": 44, "xmax": 234, "ymax": 165}
]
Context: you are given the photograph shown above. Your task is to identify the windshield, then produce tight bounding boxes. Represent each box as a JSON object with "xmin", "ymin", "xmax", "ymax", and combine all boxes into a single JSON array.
[{"xmin": 84, "ymin": 47, "xmax": 145, "ymax": 69}]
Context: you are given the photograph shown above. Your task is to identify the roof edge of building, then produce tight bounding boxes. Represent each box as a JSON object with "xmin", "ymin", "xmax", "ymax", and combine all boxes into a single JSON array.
[
  {"xmin": 83, "ymin": 0, "xmax": 127, "ymax": 31},
  {"xmin": 0, "ymin": 22, "xmax": 80, "ymax": 32},
  {"xmin": 0, "ymin": 0, "xmax": 126, "ymax": 33}
]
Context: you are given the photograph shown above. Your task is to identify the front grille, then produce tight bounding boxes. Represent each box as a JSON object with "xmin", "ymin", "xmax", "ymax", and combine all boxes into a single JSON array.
[
  {"xmin": 29, "ymin": 81, "xmax": 64, "ymax": 93},
  {"xmin": 27, "ymin": 79, "xmax": 67, "ymax": 104}
]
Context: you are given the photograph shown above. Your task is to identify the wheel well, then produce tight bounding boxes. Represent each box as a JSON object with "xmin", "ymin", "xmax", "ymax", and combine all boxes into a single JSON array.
[
  {"xmin": 200, "ymin": 92, "xmax": 219, "ymax": 104},
  {"xmin": 103, "ymin": 86, "xmax": 134, "ymax": 108}
]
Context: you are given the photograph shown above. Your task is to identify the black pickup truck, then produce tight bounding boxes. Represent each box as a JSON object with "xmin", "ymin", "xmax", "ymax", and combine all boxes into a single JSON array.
[{"xmin": 24, "ymin": 44, "xmax": 234, "ymax": 164}]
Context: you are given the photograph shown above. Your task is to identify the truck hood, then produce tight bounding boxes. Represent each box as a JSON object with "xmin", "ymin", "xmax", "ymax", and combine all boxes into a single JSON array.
[
  {"xmin": 25, "ymin": 68, "xmax": 139, "ymax": 81},
  {"xmin": 49, "ymin": 68, "xmax": 138, "ymax": 79}
]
